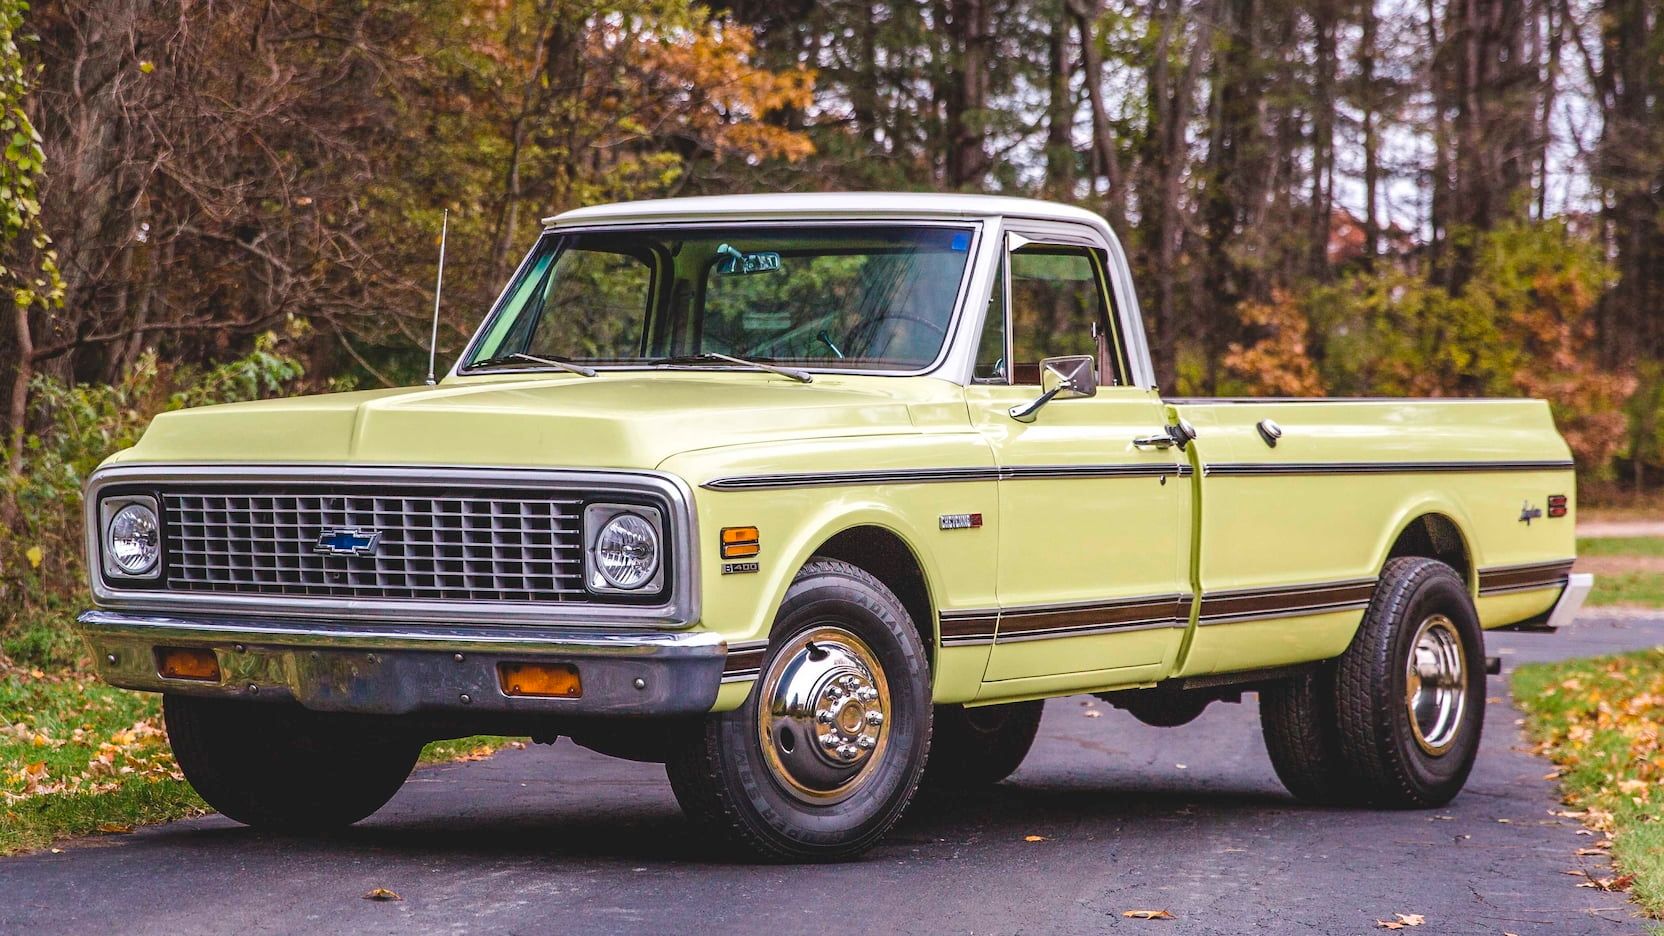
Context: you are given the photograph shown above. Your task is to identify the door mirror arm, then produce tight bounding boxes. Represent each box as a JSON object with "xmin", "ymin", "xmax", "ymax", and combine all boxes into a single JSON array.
[{"xmin": 1008, "ymin": 355, "xmax": 1097, "ymax": 423}]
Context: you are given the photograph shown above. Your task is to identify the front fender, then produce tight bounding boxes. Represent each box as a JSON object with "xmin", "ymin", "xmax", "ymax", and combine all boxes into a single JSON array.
[{"xmin": 659, "ymin": 433, "xmax": 1001, "ymax": 708}]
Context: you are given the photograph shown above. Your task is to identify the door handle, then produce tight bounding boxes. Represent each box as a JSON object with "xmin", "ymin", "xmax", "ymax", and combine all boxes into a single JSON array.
[{"xmin": 1132, "ymin": 431, "xmax": 1175, "ymax": 449}]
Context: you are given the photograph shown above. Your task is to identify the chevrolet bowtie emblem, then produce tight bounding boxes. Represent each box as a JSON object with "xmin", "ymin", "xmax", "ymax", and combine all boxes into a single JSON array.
[{"xmin": 314, "ymin": 527, "xmax": 382, "ymax": 557}]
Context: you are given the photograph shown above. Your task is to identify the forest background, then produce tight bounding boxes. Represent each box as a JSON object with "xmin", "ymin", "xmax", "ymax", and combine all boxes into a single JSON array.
[{"xmin": 3, "ymin": 0, "xmax": 1663, "ymax": 666}]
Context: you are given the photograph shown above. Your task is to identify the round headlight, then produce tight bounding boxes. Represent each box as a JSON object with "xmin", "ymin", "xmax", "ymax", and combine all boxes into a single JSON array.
[
  {"xmin": 594, "ymin": 513, "xmax": 659, "ymax": 590},
  {"xmin": 107, "ymin": 503, "xmax": 160, "ymax": 575}
]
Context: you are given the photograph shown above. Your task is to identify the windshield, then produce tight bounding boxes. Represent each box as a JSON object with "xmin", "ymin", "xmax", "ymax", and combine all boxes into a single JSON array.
[{"xmin": 463, "ymin": 224, "xmax": 976, "ymax": 373}]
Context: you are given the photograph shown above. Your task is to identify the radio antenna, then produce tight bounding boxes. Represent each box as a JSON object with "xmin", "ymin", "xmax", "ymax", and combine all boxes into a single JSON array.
[{"xmin": 424, "ymin": 208, "xmax": 449, "ymax": 386}]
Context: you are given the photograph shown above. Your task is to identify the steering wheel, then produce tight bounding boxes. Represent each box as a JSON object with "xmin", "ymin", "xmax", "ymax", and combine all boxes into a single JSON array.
[{"xmin": 842, "ymin": 313, "xmax": 950, "ymax": 359}]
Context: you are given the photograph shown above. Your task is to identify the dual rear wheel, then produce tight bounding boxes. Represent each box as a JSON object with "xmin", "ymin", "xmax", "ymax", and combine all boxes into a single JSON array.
[{"xmin": 1260, "ymin": 557, "xmax": 1486, "ymax": 807}]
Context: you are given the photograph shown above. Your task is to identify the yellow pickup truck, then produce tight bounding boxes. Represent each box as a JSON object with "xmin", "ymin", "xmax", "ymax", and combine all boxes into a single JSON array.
[{"xmin": 77, "ymin": 193, "xmax": 1590, "ymax": 860}]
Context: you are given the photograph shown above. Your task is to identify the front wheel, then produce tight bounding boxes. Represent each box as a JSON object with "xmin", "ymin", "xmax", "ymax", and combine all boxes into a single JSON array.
[
  {"xmin": 665, "ymin": 558, "xmax": 933, "ymax": 861},
  {"xmin": 1334, "ymin": 557, "xmax": 1486, "ymax": 807},
  {"xmin": 163, "ymin": 695, "xmax": 422, "ymax": 831}
]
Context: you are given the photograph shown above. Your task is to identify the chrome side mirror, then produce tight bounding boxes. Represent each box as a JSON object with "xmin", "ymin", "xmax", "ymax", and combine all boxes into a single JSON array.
[{"xmin": 1009, "ymin": 355, "xmax": 1097, "ymax": 422}]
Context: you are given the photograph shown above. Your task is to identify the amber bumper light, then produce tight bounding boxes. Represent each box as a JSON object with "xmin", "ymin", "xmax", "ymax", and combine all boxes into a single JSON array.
[
  {"xmin": 156, "ymin": 646, "xmax": 221, "ymax": 682},
  {"xmin": 499, "ymin": 662, "xmax": 582, "ymax": 698}
]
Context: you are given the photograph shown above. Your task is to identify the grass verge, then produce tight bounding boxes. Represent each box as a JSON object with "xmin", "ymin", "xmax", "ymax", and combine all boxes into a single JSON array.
[
  {"xmin": 1, "ymin": 658, "xmax": 521, "ymax": 856},
  {"xmin": 1514, "ymin": 649, "xmax": 1664, "ymax": 916},
  {"xmin": 1576, "ymin": 537, "xmax": 1664, "ymax": 609},
  {"xmin": 0, "ymin": 663, "xmax": 204, "ymax": 855}
]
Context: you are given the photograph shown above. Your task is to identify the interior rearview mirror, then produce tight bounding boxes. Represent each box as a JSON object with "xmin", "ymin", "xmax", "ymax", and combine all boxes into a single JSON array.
[
  {"xmin": 1008, "ymin": 355, "xmax": 1097, "ymax": 422},
  {"xmin": 715, "ymin": 243, "xmax": 782, "ymax": 276}
]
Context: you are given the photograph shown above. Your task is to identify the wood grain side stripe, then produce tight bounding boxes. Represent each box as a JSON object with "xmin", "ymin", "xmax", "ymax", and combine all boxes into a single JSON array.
[
  {"xmin": 994, "ymin": 594, "xmax": 1190, "ymax": 643},
  {"xmin": 939, "ymin": 610, "xmax": 999, "ymax": 646},
  {"xmin": 1477, "ymin": 559, "xmax": 1575, "ymax": 596},
  {"xmin": 1197, "ymin": 579, "xmax": 1378, "ymax": 625},
  {"xmin": 721, "ymin": 640, "xmax": 768, "ymax": 682}
]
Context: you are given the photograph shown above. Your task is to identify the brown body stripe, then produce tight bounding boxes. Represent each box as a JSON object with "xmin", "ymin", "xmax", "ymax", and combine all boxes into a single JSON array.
[
  {"xmin": 939, "ymin": 611, "xmax": 999, "ymax": 643},
  {"xmin": 1477, "ymin": 559, "xmax": 1575, "ymax": 596},
  {"xmin": 729, "ymin": 562, "xmax": 1569, "ymax": 664},
  {"xmin": 1197, "ymin": 580, "xmax": 1378, "ymax": 624},
  {"xmin": 722, "ymin": 643, "xmax": 767, "ymax": 680},
  {"xmin": 996, "ymin": 595, "xmax": 1188, "ymax": 640}
]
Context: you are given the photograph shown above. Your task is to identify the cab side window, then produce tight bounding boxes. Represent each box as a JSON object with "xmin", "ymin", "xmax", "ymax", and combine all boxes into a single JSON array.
[
  {"xmin": 972, "ymin": 262, "xmax": 1006, "ymax": 382},
  {"xmin": 1007, "ymin": 245, "xmax": 1121, "ymax": 386}
]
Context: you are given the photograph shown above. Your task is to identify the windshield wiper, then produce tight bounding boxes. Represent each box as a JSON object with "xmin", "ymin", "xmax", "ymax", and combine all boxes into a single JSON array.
[
  {"xmin": 477, "ymin": 351, "xmax": 597, "ymax": 378},
  {"xmin": 651, "ymin": 352, "xmax": 812, "ymax": 384}
]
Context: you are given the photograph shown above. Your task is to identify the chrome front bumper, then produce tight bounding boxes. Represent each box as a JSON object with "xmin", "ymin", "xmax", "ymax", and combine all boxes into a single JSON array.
[{"xmin": 76, "ymin": 610, "xmax": 726, "ymax": 717}]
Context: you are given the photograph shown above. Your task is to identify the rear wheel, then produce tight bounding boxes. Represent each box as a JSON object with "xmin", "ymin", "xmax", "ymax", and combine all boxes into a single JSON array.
[
  {"xmin": 921, "ymin": 701, "xmax": 1042, "ymax": 790},
  {"xmin": 666, "ymin": 558, "xmax": 932, "ymax": 861},
  {"xmin": 1259, "ymin": 665, "xmax": 1357, "ymax": 804},
  {"xmin": 163, "ymin": 695, "xmax": 422, "ymax": 831},
  {"xmin": 1334, "ymin": 557, "xmax": 1485, "ymax": 807}
]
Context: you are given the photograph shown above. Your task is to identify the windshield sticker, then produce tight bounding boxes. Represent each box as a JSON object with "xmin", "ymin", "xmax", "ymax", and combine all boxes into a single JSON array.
[{"xmin": 950, "ymin": 231, "xmax": 971, "ymax": 252}]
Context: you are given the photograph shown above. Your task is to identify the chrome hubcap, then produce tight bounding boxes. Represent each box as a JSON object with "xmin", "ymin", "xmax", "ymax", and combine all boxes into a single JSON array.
[
  {"xmin": 1405, "ymin": 614, "xmax": 1466, "ymax": 756},
  {"xmin": 756, "ymin": 626, "xmax": 890, "ymax": 804}
]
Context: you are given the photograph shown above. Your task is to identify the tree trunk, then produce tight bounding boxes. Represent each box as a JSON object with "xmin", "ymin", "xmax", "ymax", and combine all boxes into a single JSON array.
[
  {"xmin": 1044, "ymin": 2, "xmax": 1074, "ymax": 198},
  {"xmin": 1360, "ymin": 1, "xmax": 1380, "ymax": 265}
]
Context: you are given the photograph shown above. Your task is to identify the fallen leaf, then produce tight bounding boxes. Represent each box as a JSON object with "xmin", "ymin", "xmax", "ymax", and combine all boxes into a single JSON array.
[
  {"xmin": 1375, "ymin": 913, "xmax": 1425, "ymax": 929},
  {"xmin": 1121, "ymin": 910, "xmax": 1175, "ymax": 920},
  {"xmin": 94, "ymin": 823, "xmax": 132, "ymax": 834},
  {"xmin": 1174, "ymin": 763, "xmax": 1187, "ymax": 770},
  {"xmin": 1082, "ymin": 710, "xmax": 1101, "ymax": 718},
  {"xmin": 1574, "ymin": 847, "xmax": 1609, "ymax": 857},
  {"xmin": 1496, "ymin": 818, "xmax": 1511, "ymax": 824},
  {"xmin": 1023, "ymin": 835, "xmax": 1046, "ymax": 842},
  {"xmin": 363, "ymin": 888, "xmax": 402, "ymax": 902}
]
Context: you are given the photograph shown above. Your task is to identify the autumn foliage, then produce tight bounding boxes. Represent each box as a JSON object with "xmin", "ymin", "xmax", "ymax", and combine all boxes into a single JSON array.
[{"xmin": 1225, "ymin": 222, "xmax": 1633, "ymax": 472}]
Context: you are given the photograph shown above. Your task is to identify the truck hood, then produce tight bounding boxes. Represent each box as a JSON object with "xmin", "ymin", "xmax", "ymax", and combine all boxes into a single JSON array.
[{"xmin": 116, "ymin": 372, "xmax": 941, "ymax": 471}]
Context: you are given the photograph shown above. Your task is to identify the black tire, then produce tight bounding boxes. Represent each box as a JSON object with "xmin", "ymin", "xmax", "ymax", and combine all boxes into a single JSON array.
[
  {"xmin": 1335, "ymin": 557, "xmax": 1485, "ymax": 808},
  {"xmin": 920, "ymin": 701, "xmax": 1042, "ymax": 790},
  {"xmin": 665, "ymin": 558, "xmax": 933, "ymax": 861},
  {"xmin": 1259, "ymin": 665, "xmax": 1358, "ymax": 805},
  {"xmin": 163, "ymin": 695, "xmax": 422, "ymax": 831}
]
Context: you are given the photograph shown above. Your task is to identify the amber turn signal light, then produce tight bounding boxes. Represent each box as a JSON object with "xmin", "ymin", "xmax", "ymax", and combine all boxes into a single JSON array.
[
  {"xmin": 721, "ymin": 526, "xmax": 760, "ymax": 559},
  {"xmin": 156, "ymin": 646, "xmax": 221, "ymax": 682},
  {"xmin": 499, "ymin": 662, "xmax": 582, "ymax": 699}
]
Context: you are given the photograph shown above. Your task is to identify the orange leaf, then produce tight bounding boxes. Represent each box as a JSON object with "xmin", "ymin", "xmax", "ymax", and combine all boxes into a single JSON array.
[{"xmin": 1121, "ymin": 910, "xmax": 1175, "ymax": 920}]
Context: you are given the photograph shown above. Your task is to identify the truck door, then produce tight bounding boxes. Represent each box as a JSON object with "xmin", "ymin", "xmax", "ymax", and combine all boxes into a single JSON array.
[{"xmin": 963, "ymin": 227, "xmax": 1193, "ymax": 692}]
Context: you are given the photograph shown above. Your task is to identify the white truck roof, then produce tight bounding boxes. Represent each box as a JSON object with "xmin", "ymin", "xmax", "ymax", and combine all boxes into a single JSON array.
[{"xmin": 544, "ymin": 192, "xmax": 1110, "ymax": 231}]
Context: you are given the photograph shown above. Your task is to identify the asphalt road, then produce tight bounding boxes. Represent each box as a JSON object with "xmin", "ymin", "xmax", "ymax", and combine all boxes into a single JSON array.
[{"xmin": 3, "ymin": 614, "xmax": 1662, "ymax": 936}]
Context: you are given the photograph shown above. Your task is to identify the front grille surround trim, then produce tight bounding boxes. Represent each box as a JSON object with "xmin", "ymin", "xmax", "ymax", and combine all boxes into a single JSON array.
[{"xmin": 85, "ymin": 464, "xmax": 699, "ymax": 628}]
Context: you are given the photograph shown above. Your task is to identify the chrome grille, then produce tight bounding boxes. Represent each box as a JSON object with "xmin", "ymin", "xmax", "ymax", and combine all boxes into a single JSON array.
[{"xmin": 162, "ymin": 485, "xmax": 587, "ymax": 602}]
